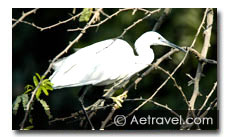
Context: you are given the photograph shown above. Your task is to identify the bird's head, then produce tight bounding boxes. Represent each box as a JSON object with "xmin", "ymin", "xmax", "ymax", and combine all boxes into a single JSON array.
[{"xmin": 135, "ymin": 31, "xmax": 186, "ymax": 53}]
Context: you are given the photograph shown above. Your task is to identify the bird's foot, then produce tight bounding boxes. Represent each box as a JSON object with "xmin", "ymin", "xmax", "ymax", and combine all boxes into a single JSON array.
[{"xmin": 110, "ymin": 91, "xmax": 128, "ymax": 109}]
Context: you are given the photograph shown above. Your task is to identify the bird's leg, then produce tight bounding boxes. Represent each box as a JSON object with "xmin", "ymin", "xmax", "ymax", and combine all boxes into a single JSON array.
[
  {"xmin": 104, "ymin": 78, "xmax": 129, "ymax": 92},
  {"xmin": 78, "ymin": 86, "xmax": 95, "ymax": 130}
]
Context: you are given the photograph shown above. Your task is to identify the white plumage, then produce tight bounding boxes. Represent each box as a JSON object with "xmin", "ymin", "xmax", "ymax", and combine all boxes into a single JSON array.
[{"xmin": 49, "ymin": 31, "xmax": 185, "ymax": 89}]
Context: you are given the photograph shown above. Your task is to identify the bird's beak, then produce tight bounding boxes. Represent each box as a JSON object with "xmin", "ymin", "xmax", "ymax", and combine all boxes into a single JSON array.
[{"xmin": 162, "ymin": 40, "xmax": 186, "ymax": 53}]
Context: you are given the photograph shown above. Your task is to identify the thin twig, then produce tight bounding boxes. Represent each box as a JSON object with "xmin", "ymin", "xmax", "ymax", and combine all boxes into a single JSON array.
[
  {"xmin": 100, "ymin": 108, "xmax": 116, "ymax": 130},
  {"xmin": 200, "ymin": 98, "xmax": 217, "ymax": 118},
  {"xmin": 67, "ymin": 8, "xmax": 133, "ymax": 32},
  {"xmin": 185, "ymin": 47, "xmax": 217, "ymax": 64},
  {"xmin": 49, "ymin": 104, "xmax": 113, "ymax": 125},
  {"xmin": 12, "ymin": 12, "xmax": 82, "ymax": 31},
  {"xmin": 117, "ymin": 8, "xmax": 161, "ymax": 38},
  {"xmin": 152, "ymin": 8, "xmax": 171, "ymax": 31},
  {"xmin": 12, "ymin": 8, "xmax": 38, "ymax": 28},
  {"xmin": 67, "ymin": 8, "xmax": 160, "ymax": 32},
  {"xmin": 156, "ymin": 66, "xmax": 189, "ymax": 106},
  {"xmin": 197, "ymin": 82, "xmax": 217, "ymax": 116}
]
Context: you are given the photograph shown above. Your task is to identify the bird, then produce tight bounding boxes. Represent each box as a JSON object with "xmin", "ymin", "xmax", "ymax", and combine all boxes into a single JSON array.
[{"xmin": 49, "ymin": 31, "xmax": 186, "ymax": 89}]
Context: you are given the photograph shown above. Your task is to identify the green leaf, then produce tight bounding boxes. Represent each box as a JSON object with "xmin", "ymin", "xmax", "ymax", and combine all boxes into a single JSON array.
[
  {"xmin": 24, "ymin": 125, "xmax": 34, "ymax": 130},
  {"xmin": 21, "ymin": 94, "xmax": 29, "ymax": 110},
  {"xmin": 35, "ymin": 73, "xmax": 41, "ymax": 80},
  {"xmin": 25, "ymin": 85, "xmax": 34, "ymax": 90},
  {"xmin": 42, "ymin": 79, "xmax": 54, "ymax": 88},
  {"xmin": 35, "ymin": 88, "xmax": 42, "ymax": 100},
  {"xmin": 33, "ymin": 76, "xmax": 39, "ymax": 87},
  {"xmin": 24, "ymin": 85, "xmax": 34, "ymax": 94},
  {"xmin": 41, "ymin": 86, "xmax": 49, "ymax": 96},
  {"xmin": 39, "ymin": 99, "xmax": 53, "ymax": 119},
  {"xmin": 42, "ymin": 79, "xmax": 50, "ymax": 84},
  {"xmin": 44, "ymin": 84, "xmax": 53, "ymax": 91},
  {"xmin": 24, "ymin": 88, "xmax": 33, "ymax": 94},
  {"xmin": 12, "ymin": 95, "xmax": 22, "ymax": 115},
  {"xmin": 46, "ymin": 81, "xmax": 54, "ymax": 86},
  {"xmin": 41, "ymin": 75, "xmax": 46, "ymax": 80},
  {"xmin": 79, "ymin": 8, "xmax": 93, "ymax": 22}
]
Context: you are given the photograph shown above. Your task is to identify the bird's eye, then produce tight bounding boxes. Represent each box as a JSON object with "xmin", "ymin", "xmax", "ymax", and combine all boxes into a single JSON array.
[{"xmin": 158, "ymin": 37, "xmax": 161, "ymax": 40}]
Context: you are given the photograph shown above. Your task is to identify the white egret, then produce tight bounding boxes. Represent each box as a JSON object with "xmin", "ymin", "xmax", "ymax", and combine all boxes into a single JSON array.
[{"xmin": 49, "ymin": 31, "xmax": 185, "ymax": 89}]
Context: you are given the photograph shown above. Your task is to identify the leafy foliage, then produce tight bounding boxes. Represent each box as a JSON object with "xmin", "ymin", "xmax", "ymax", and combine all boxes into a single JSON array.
[
  {"xmin": 39, "ymin": 99, "xmax": 53, "ymax": 119},
  {"xmin": 79, "ymin": 8, "xmax": 93, "ymax": 22},
  {"xmin": 24, "ymin": 73, "xmax": 53, "ymax": 100},
  {"xmin": 12, "ymin": 94, "xmax": 29, "ymax": 115},
  {"xmin": 23, "ymin": 125, "xmax": 34, "ymax": 130},
  {"xmin": 13, "ymin": 73, "xmax": 54, "ymax": 129}
]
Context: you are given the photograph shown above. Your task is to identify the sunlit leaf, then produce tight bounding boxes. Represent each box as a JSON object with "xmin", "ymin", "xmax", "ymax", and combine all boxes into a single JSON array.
[
  {"xmin": 33, "ymin": 76, "xmax": 39, "ymax": 87},
  {"xmin": 41, "ymin": 86, "xmax": 49, "ymax": 96},
  {"xmin": 79, "ymin": 8, "xmax": 93, "ymax": 22},
  {"xmin": 35, "ymin": 73, "xmax": 41, "ymax": 80},
  {"xmin": 24, "ymin": 125, "xmax": 34, "ymax": 130},
  {"xmin": 24, "ymin": 88, "xmax": 33, "ymax": 94},
  {"xmin": 35, "ymin": 88, "xmax": 42, "ymax": 100},
  {"xmin": 24, "ymin": 85, "xmax": 34, "ymax": 94},
  {"xmin": 46, "ymin": 81, "xmax": 54, "ymax": 86},
  {"xmin": 42, "ymin": 79, "xmax": 50, "ymax": 84},
  {"xmin": 41, "ymin": 75, "xmax": 46, "ymax": 80},
  {"xmin": 44, "ymin": 84, "xmax": 53, "ymax": 91},
  {"xmin": 25, "ymin": 85, "xmax": 34, "ymax": 90}
]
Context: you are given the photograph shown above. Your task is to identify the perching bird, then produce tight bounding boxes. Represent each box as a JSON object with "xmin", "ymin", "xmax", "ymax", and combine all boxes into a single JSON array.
[{"xmin": 49, "ymin": 31, "xmax": 185, "ymax": 89}]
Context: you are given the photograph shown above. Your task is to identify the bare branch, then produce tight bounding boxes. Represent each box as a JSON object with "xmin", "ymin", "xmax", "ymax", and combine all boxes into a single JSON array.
[
  {"xmin": 197, "ymin": 82, "xmax": 217, "ymax": 116},
  {"xmin": 200, "ymin": 98, "xmax": 217, "ymax": 118},
  {"xmin": 189, "ymin": 8, "xmax": 214, "ymax": 110},
  {"xmin": 152, "ymin": 8, "xmax": 171, "ymax": 31},
  {"xmin": 67, "ymin": 8, "xmax": 133, "ymax": 32},
  {"xmin": 185, "ymin": 47, "xmax": 217, "ymax": 64},
  {"xmin": 100, "ymin": 108, "xmax": 116, "ymax": 130},
  {"xmin": 12, "ymin": 8, "xmax": 38, "ymax": 28},
  {"xmin": 12, "ymin": 12, "xmax": 82, "ymax": 31},
  {"xmin": 156, "ymin": 66, "xmax": 189, "ymax": 106},
  {"xmin": 117, "ymin": 8, "xmax": 161, "ymax": 38},
  {"xmin": 67, "ymin": 8, "xmax": 160, "ymax": 32}
]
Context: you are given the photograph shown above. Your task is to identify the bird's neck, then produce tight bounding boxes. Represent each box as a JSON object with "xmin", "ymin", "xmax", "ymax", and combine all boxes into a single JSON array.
[{"xmin": 134, "ymin": 42, "xmax": 154, "ymax": 64}]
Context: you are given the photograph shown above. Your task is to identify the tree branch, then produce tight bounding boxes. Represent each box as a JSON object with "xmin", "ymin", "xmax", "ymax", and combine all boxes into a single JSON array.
[
  {"xmin": 197, "ymin": 82, "xmax": 217, "ymax": 116},
  {"xmin": 152, "ymin": 8, "xmax": 171, "ymax": 31},
  {"xmin": 156, "ymin": 66, "xmax": 189, "ymax": 106},
  {"xmin": 13, "ymin": 12, "xmax": 82, "ymax": 31},
  {"xmin": 67, "ymin": 8, "xmax": 160, "ymax": 32},
  {"xmin": 12, "ymin": 8, "xmax": 38, "ymax": 28},
  {"xmin": 185, "ymin": 47, "xmax": 217, "ymax": 64},
  {"xmin": 189, "ymin": 8, "xmax": 214, "ymax": 110}
]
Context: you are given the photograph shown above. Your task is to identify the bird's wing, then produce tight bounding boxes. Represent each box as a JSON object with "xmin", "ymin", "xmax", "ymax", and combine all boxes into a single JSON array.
[{"xmin": 50, "ymin": 39, "xmax": 135, "ymax": 88}]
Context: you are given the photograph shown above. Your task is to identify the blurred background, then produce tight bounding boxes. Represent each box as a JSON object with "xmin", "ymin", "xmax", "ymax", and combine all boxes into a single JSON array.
[{"xmin": 12, "ymin": 8, "xmax": 217, "ymax": 129}]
